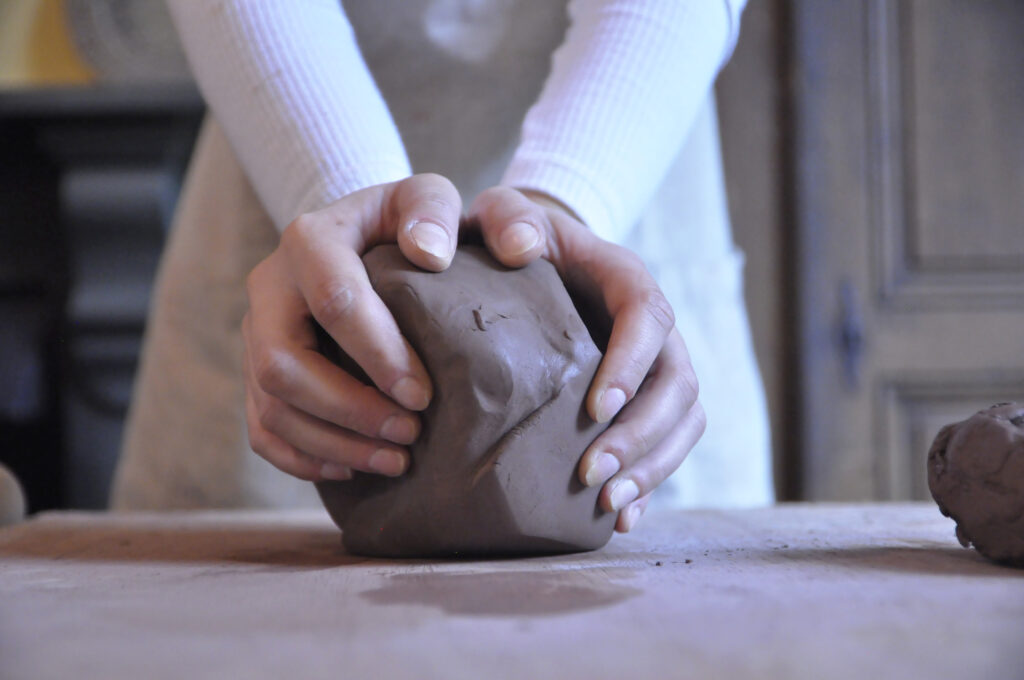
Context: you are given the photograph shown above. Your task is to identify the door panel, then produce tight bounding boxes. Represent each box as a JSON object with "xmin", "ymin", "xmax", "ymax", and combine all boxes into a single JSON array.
[
  {"xmin": 874, "ymin": 0, "xmax": 1024, "ymax": 309},
  {"xmin": 906, "ymin": 1, "xmax": 1024, "ymax": 267},
  {"xmin": 880, "ymin": 376, "xmax": 1024, "ymax": 500},
  {"xmin": 793, "ymin": 0, "xmax": 1024, "ymax": 500}
]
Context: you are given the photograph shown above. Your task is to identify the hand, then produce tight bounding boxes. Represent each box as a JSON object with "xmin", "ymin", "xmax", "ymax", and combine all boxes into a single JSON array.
[
  {"xmin": 242, "ymin": 174, "xmax": 462, "ymax": 482},
  {"xmin": 469, "ymin": 187, "xmax": 705, "ymax": 532}
]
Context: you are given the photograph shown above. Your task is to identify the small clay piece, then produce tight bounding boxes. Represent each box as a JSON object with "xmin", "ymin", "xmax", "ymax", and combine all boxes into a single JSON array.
[
  {"xmin": 927, "ymin": 402, "xmax": 1024, "ymax": 566},
  {"xmin": 316, "ymin": 245, "xmax": 615, "ymax": 557}
]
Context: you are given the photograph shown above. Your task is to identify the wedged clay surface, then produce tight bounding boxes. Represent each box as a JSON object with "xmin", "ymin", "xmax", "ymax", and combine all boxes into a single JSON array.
[
  {"xmin": 927, "ymin": 402, "xmax": 1024, "ymax": 566},
  {"xmin": 316, "ymin": 245, "xmax": 615, "ymax": 557}
]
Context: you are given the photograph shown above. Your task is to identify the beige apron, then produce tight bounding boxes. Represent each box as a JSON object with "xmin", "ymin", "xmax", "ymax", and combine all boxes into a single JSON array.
[{"xmin": 112, "ymin": 0, "xmax": 773, "ymax": 510}]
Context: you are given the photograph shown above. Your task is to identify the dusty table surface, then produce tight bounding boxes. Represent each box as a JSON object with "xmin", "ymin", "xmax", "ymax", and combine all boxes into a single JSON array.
[{"xmin": 1, "ymin": 503, "xmax": 1022, "ymax": 680}]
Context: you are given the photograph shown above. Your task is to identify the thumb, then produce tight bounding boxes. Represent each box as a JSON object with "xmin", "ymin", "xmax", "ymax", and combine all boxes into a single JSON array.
[
  {"xmin": 468, "ymin": 186, "xmax": 549, "ymax": 268},
  {"xmin": 391, "ymin": 173, "xmax": 463, "ymax": 272}
]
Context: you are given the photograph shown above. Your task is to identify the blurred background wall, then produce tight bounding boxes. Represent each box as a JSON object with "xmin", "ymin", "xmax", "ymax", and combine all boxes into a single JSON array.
[
  {"xmin": 0, "ymin": 0, "xmax": 200, "ymax": 511},
  {"xmin": 0, "ymin": 0, "xmax": 95, "ymax": 87},
  {"xmin": 719, "ymin": 0, "xmax": 1024, "ymax": 501},
  {"xmin": 1, "ymin": 0, "xmax": 1022, "ymax": 511}
]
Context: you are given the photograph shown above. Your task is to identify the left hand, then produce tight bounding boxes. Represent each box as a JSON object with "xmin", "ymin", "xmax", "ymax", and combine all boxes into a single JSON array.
[{"xmin": 468, "ymin": 187, "xmax": 706, "ymax": 532}]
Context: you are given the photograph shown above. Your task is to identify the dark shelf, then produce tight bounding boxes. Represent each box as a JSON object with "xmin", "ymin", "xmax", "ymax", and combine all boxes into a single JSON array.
[
  {"xmin": 0, "ymin": 82, "xmax": 204, "ymax": 118},
  {"xmin": 0, "ymin": 83, "xmax": 204, "ymax": 511}
]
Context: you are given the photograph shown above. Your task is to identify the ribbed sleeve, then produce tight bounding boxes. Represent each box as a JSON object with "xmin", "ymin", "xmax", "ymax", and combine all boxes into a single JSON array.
[
  {"xmin": 501, "ymin": 0, "xmax": 747, "ymax": 243},
  {"xmin": 166, "ymin": 0, "xmax": 412, "ymax": 230}
]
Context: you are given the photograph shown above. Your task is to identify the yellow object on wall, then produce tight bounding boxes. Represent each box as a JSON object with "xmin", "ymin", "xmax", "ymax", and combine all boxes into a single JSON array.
[{"xmin": 0, "ymin": 0, "xmax": 95, "ymax": 86}]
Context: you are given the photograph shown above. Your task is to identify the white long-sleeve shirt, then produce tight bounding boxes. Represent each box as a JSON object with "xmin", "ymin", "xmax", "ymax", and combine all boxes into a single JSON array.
[
  {"xmin": 166, "ymin": 0, "xmax": 746, "ymax": 243},
  {"xmin": 118, "ymin": 0, "xmax": 774, "ymax": 511}
]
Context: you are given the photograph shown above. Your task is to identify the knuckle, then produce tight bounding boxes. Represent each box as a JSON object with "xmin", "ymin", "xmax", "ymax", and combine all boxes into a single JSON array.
[
  {"xmin": 416, "ymin": 189, "xmax": 457, "ymax": 213},
  {"xmin": 476, "ymin": 186, "xmax": 531, "ymax": 223},
  {"xmin": 246, "ymin": 420, "xmax": 267, "ymax": 455},
  {"xmin": 616, "ymin": 424, "xmax": 654, "ymax": 462},
  {"xmin": 621, "ymin": 246, "xmax": 646, "ymax": 269},
  {"xmin": 605, "ymin": 243, "xmax": 645, "ymax": 272},
  {"xmin": 637, "ymin": 287, "xmax": 676, "ymax": 332},
  {"xmin": 626, "ymin": 466, "xmax": 656, "ymax": 496},
  {"xmin": 310, "ymin": 280, "xmax": 358, "ymax": 328},
  {"xmin": 358, "ymin": 385, "xmax": 390, "ymax": 429},
  {"xmin": 288, "ymin": 455, "xmax": 321, "ymax": 482},
  {"xmin": 672, "ymin": 365, "xmax": 700, "ymax": 406},
  {"xmin": 620, "ymin": 351, "xmax": 654, "ymax": 390},
  {"xmin": 475, "ymin": 185, "xmax": 507, "ymax": 204},
  {"xmin": 633, "ymin": 458, "xmax": 672, "ymax": 494},
  {"xmin": 255, "ymin": 396, "xmax": 284, "ymax": 432},
  {"xmin": 469, "ymin": 187, "xmax": 507, "ymax": 221},
  {"xmin": 415, "ymin": 172, "xmax": 453, "ymax": 189},
  {"xmin": 690, "ymin": 400, "xmax": 708, "ymax": 437},
  {"xmin": 244, "ymin": 262, "xmax": 267, "ymax": 300},
  {"xmin": 406, "ymin": 174, "xmax": 458, "ymax": 209},
  {"xmin": 293, "ymin": 469, "xmax": 320, "ymax": 482},
  {"xmin": 630, "ymin": 447, "xmax": 681, "ymax": 494},
  {"xmin": 331, "ymin": 386, "xmax": 377, "ymax": 435},
  {"xmin": 252, "ymin": 348, "xmax": 295, "ymax": 398},
  {"xmin": 280, "ymin": 215, "xmax": 316, "ymax": 255},
  {"xmin": 284, "ymin": 213, "xmax": 319, "ymax": 242}
]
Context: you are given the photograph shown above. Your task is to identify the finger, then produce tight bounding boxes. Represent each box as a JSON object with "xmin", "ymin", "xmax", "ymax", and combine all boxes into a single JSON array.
[
  {"xmin": 245, "ymin": 269, "xmax": 420, "ymax": 444},
  {"xmin": 615, "ymin": 493, "xmax": 651, "ymax": 533},
  {"xmin": 469, "ymin": 186, "xmax": 547, "ymax": 268},
  {"xmin": 279, "ymin": 221, "xmax": 433, "ymax": 412},
  {"xmin": 600, "ymin": 400, "xmax": 707, "ymax": 513},
  {"xmin": 245, "ymin": 340, "xmax": 409, "ymax": 478},
  {"xmin": 391, "ymin": 173, "xmax": 462, "ymax": 271},
  {"xmin": 586, "ymin": 258, "xmax": 678, "ymax": 424},
  {"xmin": 244, "ymin": 384, "xmax": 325, "ymax": 482},
  {"xmin": 578, "ymin": 331, "xmax": 697, "ymax": 488},
  {"xmin": 252, "ymin": 390, "xmax": 409, "ymax": 478}
]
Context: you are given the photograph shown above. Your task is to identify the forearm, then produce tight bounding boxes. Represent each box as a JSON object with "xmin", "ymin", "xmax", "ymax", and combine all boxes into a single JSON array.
[
  {"xmin": 167, "ymin": 0, "xmax": 412, "ymax": 229},
  {"xmin": 502, "ymin": 0, "xmax": 746, "ymax": 243}
]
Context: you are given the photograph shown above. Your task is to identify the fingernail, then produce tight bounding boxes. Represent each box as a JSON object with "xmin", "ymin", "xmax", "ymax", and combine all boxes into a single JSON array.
[
  {"xmin": 321, "ymin": 462, "xmax": 353, "ymax": 481},
  {"xmin": 409, "ymin": 220, "xmax": 451, "ymax": 260},
  {"xmin": 620, "ymin": 502, "xmax": 645, "ymax": 532},
  {"xmin": 369, "ymin": 448, "xmax": 408, "ymax": 476},
  {"xmin": 596, "ymin": 387, "xmax": 627, "ymax": 423},
  {"xmin": 499, "ymin": 222, "xmax": 540, "ymax": 256},
  {"xmin": 608, "ymin": 478, "xmax": 640, "ymax": 511},
  {"xmin": 379, "ymin": 415, "xmax": 417, "ymax": 444},
  {"xmin": 391, "ymin": 376, "xmax": 430, "ymax": 410},
  {"xmin": 584, "ymin": 451, "xmax": 621, "ymax": 487}
]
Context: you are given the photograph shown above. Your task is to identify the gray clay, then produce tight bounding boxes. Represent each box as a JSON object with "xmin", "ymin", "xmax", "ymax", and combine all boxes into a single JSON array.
[
  {"xmin": 316, "ymin": 245, "xmax": 615, "ymax": 557},
  {"xmin": 927, "ymin": 402, "xmax": 1024, "ymax": 566}
]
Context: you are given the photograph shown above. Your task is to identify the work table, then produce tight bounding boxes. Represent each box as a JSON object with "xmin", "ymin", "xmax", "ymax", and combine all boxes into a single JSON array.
[{"xmin": 1, "ymin": 503, "xmax": 1021, "ymax": 679}]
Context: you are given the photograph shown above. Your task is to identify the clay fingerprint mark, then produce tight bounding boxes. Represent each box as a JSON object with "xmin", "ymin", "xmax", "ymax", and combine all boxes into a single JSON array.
[
  {"xmin": 470, "ymin": 394, "xmax": 559, "ymax": 487},
  {"xmin": 361, "ymin": 569, "xmax": 640, "ymax": 617},
  {"xmin": 471, "ymin": 306, "xmax": 510, "ymax": 332}
]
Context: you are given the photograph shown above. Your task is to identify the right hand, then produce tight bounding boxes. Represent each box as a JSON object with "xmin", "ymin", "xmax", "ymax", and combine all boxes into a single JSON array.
[
  {"xmin": 242, "ymin": 173, "xmax": 462, "ymax": 482},
  {"xmin": 469, "ymin": 187, "xmax": 705, "ymax": 533}
]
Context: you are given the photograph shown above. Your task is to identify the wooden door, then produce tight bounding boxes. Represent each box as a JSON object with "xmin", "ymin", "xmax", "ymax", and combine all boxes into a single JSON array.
[{"xmin": 791, "ymin": 0, "xmax": 1024, "ymax": 500}]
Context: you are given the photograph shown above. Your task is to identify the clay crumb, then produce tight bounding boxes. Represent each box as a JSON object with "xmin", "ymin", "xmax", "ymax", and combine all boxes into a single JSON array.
[
  {"xmin": 473, "ymin": 308, "xmax": 486, "ymax": 331},
  {"xmin": 654, "ymin": 560, "xmax": 663, "ymax": 567},
  {"xmin": 685, "ymin": 559, "xmax": 692, "ymax": 564},
  {"xmin": 563, "ymin": 330, "xmax": 571, "ymax": 340}
]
